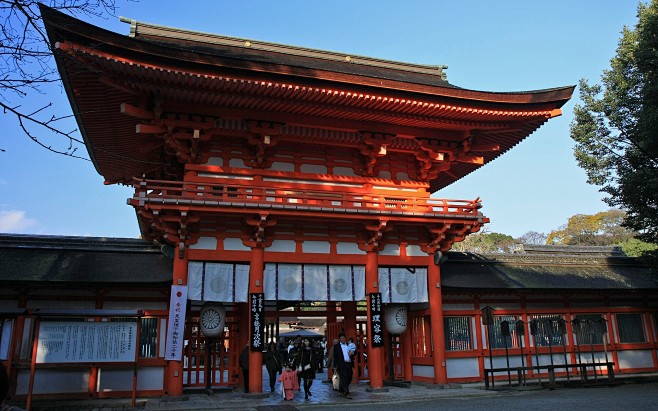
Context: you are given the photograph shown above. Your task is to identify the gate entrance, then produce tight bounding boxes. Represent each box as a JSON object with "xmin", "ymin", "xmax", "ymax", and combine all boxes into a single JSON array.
[{"xmin": 183, "ymin": 313, "xmax": 239, "ymax": 389}]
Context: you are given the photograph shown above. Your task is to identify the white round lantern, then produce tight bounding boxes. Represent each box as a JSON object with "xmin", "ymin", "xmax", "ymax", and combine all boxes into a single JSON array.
[
  {"xmin": 384, "ymin": 304, "xmax": 408, "ymax": 335},
  {"xmin": 199, "ymin": 302, "xmax": 226, "ymax": 337}
]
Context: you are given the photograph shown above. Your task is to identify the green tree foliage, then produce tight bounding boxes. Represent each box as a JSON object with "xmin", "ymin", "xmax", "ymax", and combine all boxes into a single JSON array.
[
  {"xmin": 620, "ymin": 237, "xmax": 658, "ymax": 257},
  {"xmin": 451, "ymin": 231, "xmax": 516, "ymax": 253},
  {"xmin": 547, "ymin": 209, "xmax": 643, "ymax": 247},
  {"xmin": 570, "ymin": 1, "xmax": 658, "ymax": 249}
]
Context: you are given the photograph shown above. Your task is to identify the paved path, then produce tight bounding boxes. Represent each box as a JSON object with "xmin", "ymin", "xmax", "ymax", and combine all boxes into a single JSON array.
[{"xmin": 20, "ymin": 370, "xmax": 658, "ymax": 411}]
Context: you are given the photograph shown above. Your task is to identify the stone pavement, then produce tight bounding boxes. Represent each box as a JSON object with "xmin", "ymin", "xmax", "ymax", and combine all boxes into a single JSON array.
[
  {"xmin": 22, "ymin": 369, "xmax": 658, "ymax": 411},
  {"xmin": 24, "ymin": 369, "xmax": 493, "ymax": 411}
]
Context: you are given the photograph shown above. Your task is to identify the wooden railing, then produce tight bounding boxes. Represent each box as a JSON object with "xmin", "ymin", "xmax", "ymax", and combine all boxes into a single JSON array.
[{"xmin": 130, "ymin": 178, "xmax": 484, "ymax": 218}]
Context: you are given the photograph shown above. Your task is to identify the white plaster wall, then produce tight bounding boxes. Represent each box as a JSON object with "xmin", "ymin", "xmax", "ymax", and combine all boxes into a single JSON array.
[
  {"xmin": 405, "ymin": 245, "xmax": 425, "ymax": 257},
  {"xmin": 302, "ymin": 241, "xmax": 330, "ymax": 253},
  {"xmin": 490, "ymin": 355, "xmax": 528, "ymax": 376},
  {"xmin": 379, "ymin": 244, "xmax": 401, "ymax": 256},
  {"xmin": 102, "ymin": 301, "xmax": 167, "ymax": 310},
  {"xmin": 17, "ymin": 369, "xmax": 89, "ymax": 394},
  {"xmin": 205, "ymin": 157, "xmax": 222, "ymax": 166},
  {"xmin": 412, "ymin": 364, "xmax": 434, "ymax": 379},
  {"xmin": 336, "ymin": 242, "xmax": 365, "ymax": 255},
  {"xmin": 0, "ymin": 300, "xmax": 18, "ymax": 309},
  {"xmin": 26, "ymin": 301, "xmax": 95, "ymax": 309},
  {"xmin": 190, "ymin": 237, "xmax": 217, "ymax": 250},
  {"xmin": 443, "ymin": 303, "xmax": 475, "ymax": 311},
  {"xmin": 223, "ymin": 238, "xmax": 250, "ymax": 251},
  {"xmin": 446, "ymin": 357, "xmax": 480, "ymax": 378},
  {"xmin": 1, "ymin": 320, "xmax": 12, "ymax": 360},
  {"xmin": 481, "ymin": 303, "xmax": 521, "ymax": 311},
  {"xmin": 617, "ymin": 350, "xmax": 654, "ymax": 369},
  {"xmin": 300, "ymin": 164, "xmax": 327, "ymax": 174},
  {"xmin": 228, "ymin": 158, "xmax": 246, "ymax": 168},
  {"xmin": 525, "ymin": 302, "xmax": 566, "ymax": 309},
  {"xmin": 268, "ymin": 239, "xmax": 297, "ymax": 252},
  {"xmin": 99, "ymin": 367, "xmax": 164, "ymax": 391},
  {"xmin": 333, "ymin": 167, "xmax": 357, "ymax": 177},
  {"xmin": 378, "ymin": 170, "xmax": 391, "ymax": 179},
  {"xmin": 270, "ymin": 162, "xmax": 295, "ymax": 172}
]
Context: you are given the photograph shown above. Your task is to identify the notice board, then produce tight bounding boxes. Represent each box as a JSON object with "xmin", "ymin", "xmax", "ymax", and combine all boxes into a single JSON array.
[{"xmin": 36, "ymin": 321, "xmax": 137, "ymax": 363}]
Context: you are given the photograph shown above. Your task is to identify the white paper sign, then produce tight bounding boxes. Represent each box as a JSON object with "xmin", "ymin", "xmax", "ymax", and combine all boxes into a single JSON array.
[
  {"xmin": 165, "ymin": 285, "xmax": 188, "ymax": 361},
  {"xmin": 36, "ymin": 321, "xmax": 137, "ymax": 363}
]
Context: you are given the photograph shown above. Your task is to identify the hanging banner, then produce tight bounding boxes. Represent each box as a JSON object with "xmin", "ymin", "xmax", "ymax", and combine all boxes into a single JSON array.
[
  {"xmin": 165, "ymin": 285, "xmax": 188, "ymax": 361},
  {"xmin": 250, "ymin": 293, "xmax": 265, "ymax": 351},
  {"xmin": 369, "ymin": 293, "xmax": 384, "ymax": 347}
]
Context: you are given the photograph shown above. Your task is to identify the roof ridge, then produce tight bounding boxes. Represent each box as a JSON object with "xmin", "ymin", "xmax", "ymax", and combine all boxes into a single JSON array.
[{"xmin": 118, "ymin": 17, "xmax": 449, "ymax": 79}]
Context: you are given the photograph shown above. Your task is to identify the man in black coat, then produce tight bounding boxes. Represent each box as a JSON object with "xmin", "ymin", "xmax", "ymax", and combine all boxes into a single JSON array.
[{"xmin": 332, "ymin": 332, "xmax": 353, "ymax": 399}]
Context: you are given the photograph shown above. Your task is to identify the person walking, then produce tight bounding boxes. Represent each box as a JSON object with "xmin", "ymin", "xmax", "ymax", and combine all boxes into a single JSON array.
[
  {"xmin": 278, "ymin": 363, "xmax": 298, "ymax": 401},
  {"xmin": 293, "ymin": 338, "xmax": 317, "ymax": 399},
  {"xmin": 333, "ymin": 332, "xmax": 353, "ymax": 399},
  {"xmin": 239, "ymin": 343, "xmax": 250, "ymax": 393},
  {"xmin": 326, "ymin": 338, "xmax": 340, "ymax": 390},
  {"xmin": 264, "ymin": 342, "xmax": 283, "ymax": 392}
]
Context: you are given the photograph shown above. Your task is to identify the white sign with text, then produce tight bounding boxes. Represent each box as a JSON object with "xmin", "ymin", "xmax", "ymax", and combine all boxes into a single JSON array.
[{"xmin": 36, "ymin": 321, "xmax": 137, "ymax": 363}]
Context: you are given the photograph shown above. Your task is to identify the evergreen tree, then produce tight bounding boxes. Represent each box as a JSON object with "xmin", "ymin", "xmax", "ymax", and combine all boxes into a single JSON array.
[{"xmin": 571, "ymin": 1, "xmax": 658, "ymax": 252}]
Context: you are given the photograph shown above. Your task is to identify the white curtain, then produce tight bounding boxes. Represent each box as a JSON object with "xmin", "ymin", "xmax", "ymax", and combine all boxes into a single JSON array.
[
  {"xmin": 187, "ymin": 261, "xmax": 204, "ymax": 301},
  {"xmin": 264, "ymin": 263, "xmax": 365, "ymax": 301},
  {"xmin": 187, "ymin": 262, "xmax": 249, "ymax": 302},
  {"xmin": 328, "ymin": 265, "xmax": 353, "ymax": 301},
  {"xmin": 277, "ymin": 263, "xmax": 303, "ymax": 300},
  {"xmin": 304, "ymin": 265, "xmax": 328, "ymax": 301},
  {"xmin": 379, "ymin": 267, "xmax": 428, "ymax": 303}
]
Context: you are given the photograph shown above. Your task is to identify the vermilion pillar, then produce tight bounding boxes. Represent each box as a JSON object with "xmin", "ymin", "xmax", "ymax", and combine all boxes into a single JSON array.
[
  {"xmin": 401, "ymin": 326, "xmax": 413, "ymax": 380},
  {"xmin": 167, "ymin": 253, "xmax": 188, "ymax": 396},
  {"xmin": 365, "ymin": 250, "xmax": 384, "ymax": 389},
  {"xmin": 427, "ymin": 254, "xmax": 448, "ymax": 384},
  {"xmin": 248, "ymin": 246, "xmax": 264, "ymax": 393}
]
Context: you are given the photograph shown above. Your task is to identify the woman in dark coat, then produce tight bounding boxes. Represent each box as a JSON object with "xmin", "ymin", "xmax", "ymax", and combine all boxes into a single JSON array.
[
  {"xmin": 293, "ymin": 338, "xmax": 316, "ymax": 399},
  {"xmin": 263, "ymin": 342, "xmax": 283, "ymax": 392}
]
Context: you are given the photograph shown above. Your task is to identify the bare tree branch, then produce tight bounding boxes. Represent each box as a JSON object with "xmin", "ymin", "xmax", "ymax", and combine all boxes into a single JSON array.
[{"xmin": 0, "ymin": 0, "xmax": 119, "ymax": 158}]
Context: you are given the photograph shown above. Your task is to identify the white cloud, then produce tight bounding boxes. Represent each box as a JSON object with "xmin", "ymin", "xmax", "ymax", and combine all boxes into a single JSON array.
[{"xmin": 0, "ymin": 210, "xmax": 38, "ymax": 233}]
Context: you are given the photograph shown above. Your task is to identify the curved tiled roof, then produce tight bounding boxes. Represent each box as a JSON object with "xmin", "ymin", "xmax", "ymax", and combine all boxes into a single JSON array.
[
  {"xmin": 0, "ymin": 234, "xmax": 172, "ymax": 285},
  {"xmin": 40, "ymin": 5, "xmax": 573, "ymax": 190},
  {"xmin": 441, "ymin": 248, "xmax": 658, "ymax": 291},
  {"xmin": 1, "ymin": 234, "xmax": 655, "ymax": 292}
]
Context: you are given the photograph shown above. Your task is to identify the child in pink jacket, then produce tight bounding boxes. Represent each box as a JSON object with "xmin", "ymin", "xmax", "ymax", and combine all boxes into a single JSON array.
[{"xmin": 278, "ymin": 364, "xmax": 299, "ymax": 400}]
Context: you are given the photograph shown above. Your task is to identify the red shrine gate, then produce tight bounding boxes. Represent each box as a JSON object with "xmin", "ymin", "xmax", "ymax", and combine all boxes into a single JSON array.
[{"xmin": 40, "ymin": 4, "xmax": 573, "ymax": 397}]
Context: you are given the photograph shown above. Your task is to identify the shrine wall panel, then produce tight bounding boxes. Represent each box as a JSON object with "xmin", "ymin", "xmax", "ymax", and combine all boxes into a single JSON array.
[
  {"xmin": 0, "ymin": 299, "xmax": 19, "ymax": 309},
  {"xmin": 190, "ymin": 237, "xmax": 218, "ymax": 250},
  {"xmin": 102, "ymin": 301, "xmax": 168, "ymax": 310},
  {"xmin": 446, "ymin": 357, "xmax": 479, "ymax": 378},
  {"xmin": 99, "ymin": 367, "xmax": 165, "ymax": 391},
  {"xmin": 336, "ymin": 242, "xmax": 365, "ymax": 255},
  {"xmin": 103, "ymin": 290, "xmax": 166, "ymax": 298},
  {"xmin": 379, "ymin": 245, "xmax": 401, "ymax": 256},
  {"xmin": 16, "ymin": 369, "xmax": 89, "ymax": 395},
  {"xmin": 268, "ymin": 239, "xmax": 297, "ymax": 253},
  {"xmin": 526, "ymin": 302, "xmax": 566, "ymax": 309},
  {"xmin": 412, "ymin": 364, "xmax": 434, "ymax": 379},
  {"xmin": 26, "ymin": 300, "xmax": 95, "ymax": 309},
  {"xmin": 28, "ymin": 289, "xmax": 95, "ymax": 297},
  {"xmin": 406, "ymin": 245, "xmax": 425, "ymax": 257},
  {"xmin": 302, "ymin": 241, "xmax": 330, "ymax": 254},
  {"xmin": 617, "ymin": 350, "xmax": 654, "ymax": 369},
  {"xmin": 443, "ymin": 303, "xmax": 475, "ymax": 311},
  {"xmin": 223, "ymin": 238, "xmax": 250, "ymax": 251}
]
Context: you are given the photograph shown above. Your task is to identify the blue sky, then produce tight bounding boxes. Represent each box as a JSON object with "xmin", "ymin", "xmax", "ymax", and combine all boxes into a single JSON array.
[{"xmin": 0, "ymin": 1, "xmax": 641, "ymax": 239}]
